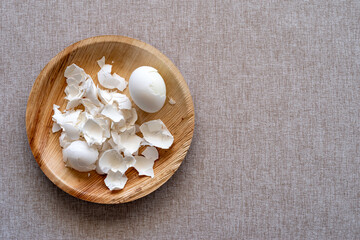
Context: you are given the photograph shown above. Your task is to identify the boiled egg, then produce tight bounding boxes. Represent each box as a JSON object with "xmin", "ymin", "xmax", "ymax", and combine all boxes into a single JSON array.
[{"xmin": 129, "ymin": 66, "xmax": 166, "ymax": 113}]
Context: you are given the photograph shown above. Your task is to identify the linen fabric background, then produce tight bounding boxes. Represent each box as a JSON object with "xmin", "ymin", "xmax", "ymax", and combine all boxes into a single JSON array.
[{"xmin": 1, "ymin": 1, "xmax": 359, "ymax": 239}]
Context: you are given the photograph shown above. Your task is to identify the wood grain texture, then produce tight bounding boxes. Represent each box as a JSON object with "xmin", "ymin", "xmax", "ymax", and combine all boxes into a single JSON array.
[{"xmin": 26, "ymin": 35, "xmax": 194, "ymax": 204}]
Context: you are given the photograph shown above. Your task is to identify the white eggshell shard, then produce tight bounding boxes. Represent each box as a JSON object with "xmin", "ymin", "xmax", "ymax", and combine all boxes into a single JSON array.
[
  {"xmin": 123, "ymin": 108, "xmax": 138, "ymax": 126},
  {"xmin": 64, "ymin": 84, "xmax": 84, "ymax": 101},
  {"xmin": 134, "ymin": 156, "xmax": 155, "ymax": 178},
  {"xmin": 64, "ymin": 64, "xmax": 87, "ymax": 85},
  {"xmin": 82, "ymin": 77, "xmax": 101, "ymax": 106},
  {"xmin": 168, "ymin": 97, "xmax": 176, "ymax": 105},
  {"xmin": 52, "ymin": 106, "xmax": 83, "ymax": 140},
  {"xmin": 102, "ymin": 64, "xmax": 112, "ymax": 73},
  {"xmin": 142, "ymin": 146, "xmax": 159, "ymax": 161},
  {"xmin": 82, "ymin": 118, "xmax": 107, "ymax": 145},
  {"xmin": 62, "ymin": 140, "xmax": 99, "ymax": 172},
  {"xmin": 95, "ymin": 160, "xmax": 105, "ymax": 175},
  {"xmin": 101, "ymin": 104, "xmax": 124, "ymax": 123},
  {"xmin": 66, "ymin": 98, "xmax": 82, "ymax": 109},
  {"xmin": 52, "ymin": 105, "xmax": 64, "ymax": 124},
  {"xmin": 129, "ymin": 66, "xmax": 166, "ymax": 113},
  {"xmin": 98, "ymin": 89, "xmax": 112, "ymax": 105},
  {"xmin": 97, "ymin": 56, "xmax": 105, "ymax": 68},
  {"xmin": 111, "ymin": 92, "xmax": 132, "ymax": 110},
  {"xmin": 124, "ymin": 155, "xmax": 136, "ymax": 168},
  {"xmin": 112, "ymin": 73, "xmax": 128, "ymax": 92},
  {"xmin": 111, "ymin": 108, "xmax": 138, "ymax": 132},
  {"xmin": 111, "ymin": 129, "xmax": 142, "ymax": 154},
  {"xmin": 98, "ymin": 149, "xmax": 128, "ymax": 174},
  {"xmin": 61, "ymin": 123, "xmax": 80, "ymax": 141},
  {"xmin": 52, "ymin": 105, "xmax": 82, "ymax": 126},
  {"xmin": 81, "ymin": 99, "xmax": 103, "ymax": 116},
  {"xmin": 97, "ymin": 70, "xmax": 118, "ymax": 90},
  {"xmin": 139, "ymin": 120, "xmax": 174, "ymax": 149},
  {"xmin": 59, "ymin": 132, "xmax": 72, "ymax": 148},
  {"xmin": 97, "ymin": 57, "xmax": 128, "ymax": 91},
  {"xmin": 104, "ymin": 170, "xmax": 128, "ymax": 191},
  {"xmin": 100, "ymin": 140, "xmax": 112, "ymax": 152},
  {"xmin": 52, "ymin": 122, "xmax": 61, "ymax": 133},
  {"xmin": 98, "ymin": 89, "xmax": 131, "ymax": 110},
  {"xmin": 140, "ymin": 139, "xmax": 153, "ymax": 147}
]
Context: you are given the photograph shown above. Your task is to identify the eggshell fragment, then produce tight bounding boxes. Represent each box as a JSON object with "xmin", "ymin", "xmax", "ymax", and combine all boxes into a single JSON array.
[
  {"xmin": 62, "ymin": 140, "xmax": 99, "ymax": 172},
  {"xmin": 124, "ymin": 155, "xmax": 136, "ymax": 168},
  {"xmin": 61, "ymin": 123, "xmax": 80, "ymax": 140},
  {"xmin": 104, "ymin": 170, "xmax": 128, "ymax": 191},
  {"xmin": 64, "ymin": 64, "xmax": 87, "ymax": 85},
  {"xmin": 111, "ymin": 108, "xmax": 138, "ymax": 132},
  {"xmin": 95, "ymin": 161, "xmax": 105, "ymax": 175},
  {"xmin": 98, "ymin": 89, "xmax": 132, "ymax": 110},
  {"xmin": 97, "ymin": 117, "xmax": 111, "ymax": 139},
  {"xmin": 133, "ymin": 147, "xmax": 158, "ymax": 177},
  {"xmin": 142, "ymin": 146, "xmax": 159, "ymax": 161},
  {"xmin": 101, "ymin": 104, "xmax": 125, "ymax": 123},
  {"xmin": 52, "ymin": 105, "xmax": 82, "ymax": 127},
  {"xmin": 134, "ymin": 156, "xmax": 155, "ymax": 178},
  {"xmin": 111, "ymin": 129, "xmax": 142, "ymax": 154},
  {"xmin": 82, "ymin": 77, "xmax": 101, "ymax": 106},
  {"xmin": 168, "ymin": 97, "xmax": 176, "ymax": 105},
  {"xmin": 140, "ymin": 120, "xmax": 174, "ymax": 149},
  {"xmin": 97, "ymin": 56, "xmax": 105, "ymax": 68},
  {"xmin": 97, "ymin": 57, "xmax": 128, "ymax": 91},
  {"xmin": 98, "ymin": 149, "xmax": 128, "ymax": 174},
  {"xmin": 82, "ymin": 118, "xmax": 107, "ymax": 145},
  {"xmin": 52, "ymin": 106, "xmax": 83, "ymax": 140},
  {"xmin": 81, "ymin": 99, "xmax": 103, "ymax": 116},
  {"xmin": 52, "ymin": 122, "xmax": 61, "ymax": 133},
  {"xmin": 123, "ymin": 108, "xmax": 138, "ymax": 128},
  {"xmin": 64, "ymin": 84, "xmax": 84, "ymax": 101},
  {"xmin": 66, "ymin": 98, "xmax": 82, "ymax": 109},
  {"xmin": 112, "ymin": 92, "xmax": 132, "ymax": 110},
  {"xmin": 59, "ymin": 132, "xmax": 72, "ymax": 148}
]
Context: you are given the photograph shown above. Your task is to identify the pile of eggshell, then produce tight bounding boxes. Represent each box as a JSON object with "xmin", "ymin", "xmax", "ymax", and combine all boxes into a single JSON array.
[{"xmin": 52, "ymin": 57, "xmax": 174, "ymax": 190}]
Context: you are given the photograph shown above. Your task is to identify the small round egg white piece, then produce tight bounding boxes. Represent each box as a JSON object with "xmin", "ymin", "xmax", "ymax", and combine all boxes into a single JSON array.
[{"xmin": 129, "ymin": 66, "xmax": 166, "ymax": 113}]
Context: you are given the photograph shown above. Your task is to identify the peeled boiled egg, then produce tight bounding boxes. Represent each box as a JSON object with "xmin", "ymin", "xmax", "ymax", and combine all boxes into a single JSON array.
[{"xmin": 129, "ymin": 66, "xmax": 166, "ymax": 113}]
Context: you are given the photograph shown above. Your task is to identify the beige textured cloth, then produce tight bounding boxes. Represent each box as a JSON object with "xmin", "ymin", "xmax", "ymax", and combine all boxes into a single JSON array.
[{"xmin": 1, "ymin": 1, "xmax": 359, "ymax": 239}]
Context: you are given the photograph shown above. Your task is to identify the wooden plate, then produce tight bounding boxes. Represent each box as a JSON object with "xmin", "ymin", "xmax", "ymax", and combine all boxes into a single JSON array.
[{"xmin": 26, "ymin": 35, "xmax": 194, "ymax": 204}]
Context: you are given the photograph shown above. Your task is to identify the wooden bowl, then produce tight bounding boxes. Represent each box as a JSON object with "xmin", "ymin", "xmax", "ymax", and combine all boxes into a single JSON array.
[{"xmin": 26, "ymin": 35, "xmax": 194, "ymax": 204}]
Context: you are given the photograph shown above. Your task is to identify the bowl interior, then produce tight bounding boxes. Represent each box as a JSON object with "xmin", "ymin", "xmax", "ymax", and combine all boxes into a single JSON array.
[{"xmin": 26, "ymin": 36, "xmax": 194, "ymax": 203}]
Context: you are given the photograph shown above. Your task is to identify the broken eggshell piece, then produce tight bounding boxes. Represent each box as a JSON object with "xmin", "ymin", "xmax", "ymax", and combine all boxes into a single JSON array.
[
  {"xmin": 168, "ymin": 97, "xmax": 176, "ymax": 105},
  {"xmin": 111, "ymin": 128, "xmax": 142, "ymax": 154},
  {"xmin": 64, "ymin": 64, "xmax": 87, "ymax": 85},
  {"xmin": 82, "ymin": 118, "xmax": 108, "ymax": 146},
  {"xmin": 140, "ymin": 120, "xmax": 174, "ymax": 149},
  {"xmin": 104, "ymin": 170, "xmax": 128, "ymax": 191},
  {"xmin": 133, "ymin": 147, "xmax": 159, "ymax": 178},
  {"xmin": 134, "ymin": 156, "xmax": 155, "ymax": 178},
  {"xmin": 101, "ymin": 104, "xmax": 125, "ymax": 123},
  {"xmin": 97, "ymin": 57, "xmax": 128, "ymax": 91},
  {"xmin": 98, "ymin": 89, "xmax": 132, "ymax": 110},
  {"xmin": 142, "ymin": 146, "xmax": 159, "ymax": 161},
  {"xmin": 62, "ymin": 140, "xmax": 99, "ymax": 172},
  {"xmin": 98, "ymin": 149, "xmax": 128, "ymax": 174}
]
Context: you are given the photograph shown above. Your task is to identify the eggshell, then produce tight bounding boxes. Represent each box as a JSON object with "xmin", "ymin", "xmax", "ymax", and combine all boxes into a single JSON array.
[{"xmin": 62, "ymin": 140, "xmax": 99, "ymax": 172}]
